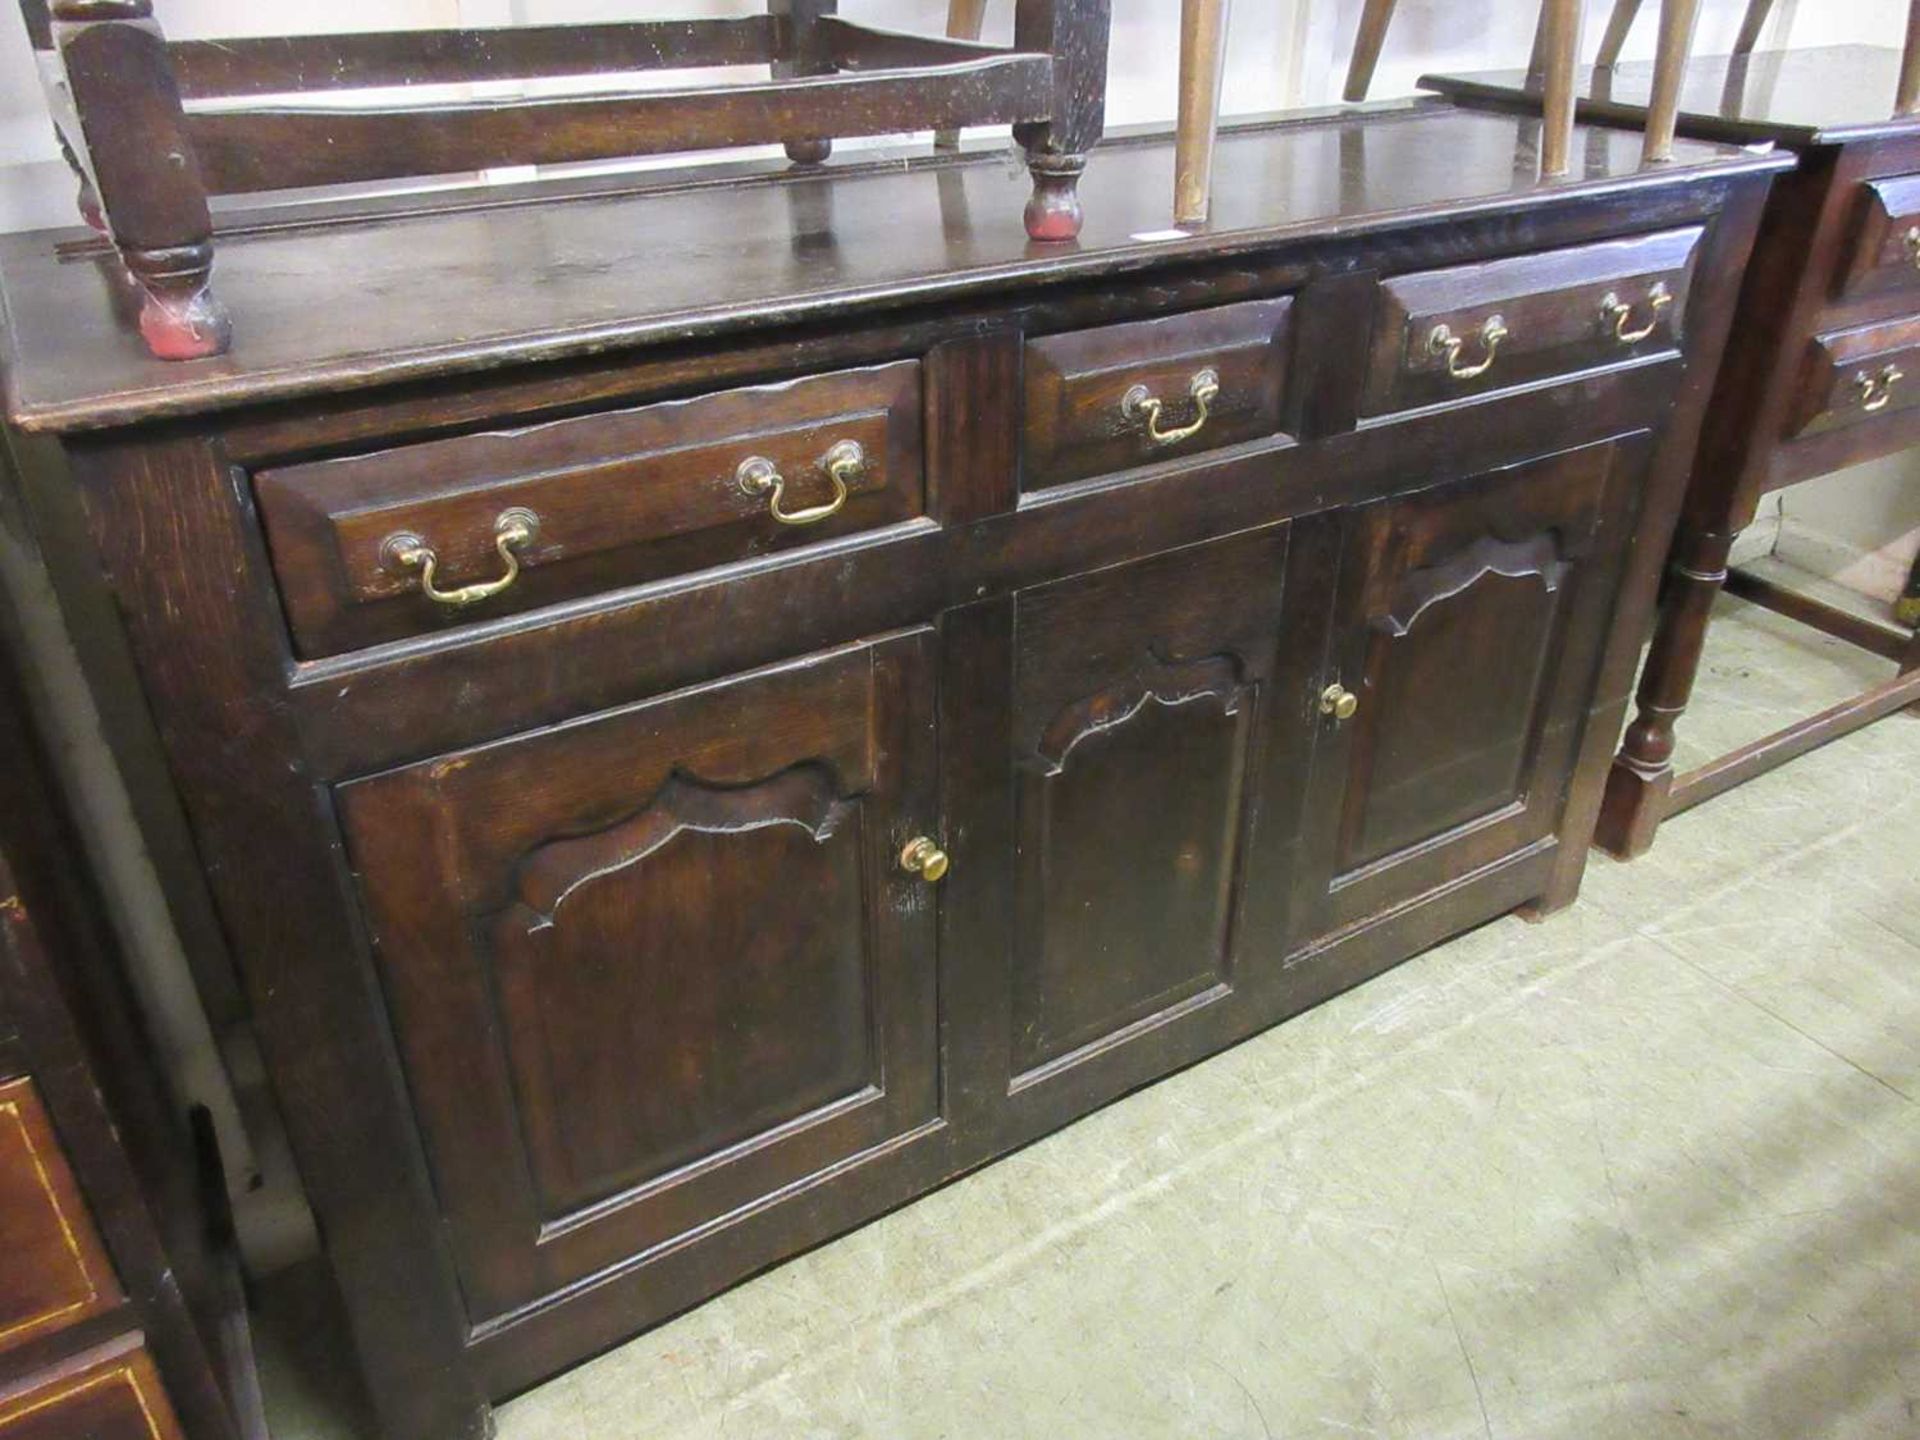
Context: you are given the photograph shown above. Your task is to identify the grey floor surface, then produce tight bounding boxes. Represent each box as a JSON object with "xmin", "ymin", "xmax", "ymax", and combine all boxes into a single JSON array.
[{"xmin": 257, "ymin": 580, "xmax": 1920, "ymax": 1439}]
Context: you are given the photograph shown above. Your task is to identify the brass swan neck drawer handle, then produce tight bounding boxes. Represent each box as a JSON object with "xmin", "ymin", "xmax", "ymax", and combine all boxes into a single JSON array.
[
  {"xmin": 1320, "ymin": 683, "xmax": 1359, "ymax": 722},
  {"xmin": 738, "ymin": 439, "xmax": 863, "ymax": 526},
  {"xmin": 1121, "ymin": 367, "xmax": 1220, "ymax": 446},
  {"xmin": 1856, "ymin": 363, "xmax": 1905, "ymax": 412},
  {"xmin": 1428, "ymin": 316, "xmax": 1508, "ymax": 381},
  {"xmin": 1600, "ymin": 281, "xmax": 1673, "ymax": 344},
  {"xmin": 1904, "ymin": 226, "xmax": 1920, "ymax": 270},
  {"xmin": 900, "ymin": 837, "xmax": 950, "ymax": 883},
  {"xmin": 383, "ymin": 508, "xmax": 539, "ymax": 608}
]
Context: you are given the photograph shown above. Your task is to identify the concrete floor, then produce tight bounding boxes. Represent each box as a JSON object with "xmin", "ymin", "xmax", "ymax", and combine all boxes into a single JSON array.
[{"xmin": 258, "ymin": 580, "xmax": 1920, "ymax": 1440}]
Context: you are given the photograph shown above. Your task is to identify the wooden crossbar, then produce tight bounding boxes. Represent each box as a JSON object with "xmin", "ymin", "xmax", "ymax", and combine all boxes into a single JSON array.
[
  {"xmin": 820, "ymin": 17, "xmax": 1019, "ymax": 72},
  {"xmin": 169, "ymin": 19, "xmax": 782, "ymax": 100},
  {"xmin": 185, "ymin": 56, "xmax": 1057, "ymax": 194}
]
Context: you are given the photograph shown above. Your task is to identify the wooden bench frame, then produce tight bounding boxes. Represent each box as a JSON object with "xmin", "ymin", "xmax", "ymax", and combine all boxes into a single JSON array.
[{"xmin": 23, "ymin": 0, "xmax": 1111, "ymax": 361}]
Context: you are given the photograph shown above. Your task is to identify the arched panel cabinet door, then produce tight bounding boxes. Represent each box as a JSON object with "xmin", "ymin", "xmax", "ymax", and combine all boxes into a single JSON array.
[
  {"xmin": 945, "ymin": 522, "xmax": 1336, "ymax": 1151},
  {"xmin": 335, "ymin": 629, "xmax": 946, "ymax": 1336},
  {"xmin": 1283, "ymin": 435, "xmax": 1648, "ymax": 975}
]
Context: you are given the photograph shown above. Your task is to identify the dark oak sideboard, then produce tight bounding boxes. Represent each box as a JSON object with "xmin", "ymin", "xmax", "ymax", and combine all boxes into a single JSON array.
[{"xmin": 0, "ymin": 107, "xmax": 1783, "ymax": 1440}]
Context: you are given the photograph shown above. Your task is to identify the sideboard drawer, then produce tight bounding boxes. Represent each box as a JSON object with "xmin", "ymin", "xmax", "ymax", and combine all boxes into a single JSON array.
[
  {"xmin": 0, "ymin": 1076, "xmax": 121, "ymax": 1355},
  {"xmin": 1790, "ymin": 314, "xmax": 1920, "ymax": 436},
  {"xmin": 0, "ymin": 1343, "xmax": 184, "ymax": 1440},
  {"xmin": 256, "ymin": 361, "xmax": 925, "ymax": 657},
  {"xmin": 1023, "ymin": 297, "xmax": 1294, "ymax": 490},
  {"xmin": 1836, "ymin": 174, "xmax": 1920, "ymax": 300},
  {"xmin": 1361, "ymin": 226, "xmax": 1703, "ymax": 416}
]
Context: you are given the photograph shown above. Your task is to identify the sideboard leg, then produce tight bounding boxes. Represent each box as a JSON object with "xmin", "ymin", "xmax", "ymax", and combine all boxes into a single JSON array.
[
  {"xmin": 1016, "ymin": 0, "xmax": 1111, "ymax": 242},
  {"xmin": 1595, "ymin": 526, "xmax": 1733, "ymax": 858},
  {"xmin": 51, "ymin": 1, "xmax": 231, "ymax": 359}
]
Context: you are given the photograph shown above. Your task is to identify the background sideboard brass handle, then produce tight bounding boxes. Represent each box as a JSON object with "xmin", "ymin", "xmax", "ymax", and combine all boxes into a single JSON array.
[
  {"xmin": 900, "ymin": 837, "xmax": 950, "ymax": 883},
  {"xmin": 1856, "ymin": 363, "xmax": 1905, "ymax": 412},
  {"xmin": 1904, "ymin": 226, "xmax": 1920, "ymax": 270},
  {"xmin": 1122, "ymin": 367, "xmax": 1220, "ymax": 446},
  {"xmin": 1428, "ymin": 316, "xmax": 1508, "ymax": 380},
  {"xmin": 1601, "ymin": 282, "xmax": 1673, "ymax": 344},
  {"xmin": 1320, "ymin": 683, "xmax": 1360, "ymax": 722},
  {"xmin": 738, "ymin": 439, "xmax": 862, "ymax": 526},
  {"xmin": 383, "ymin": 508, "xmax": 538, "ymax": 608}
]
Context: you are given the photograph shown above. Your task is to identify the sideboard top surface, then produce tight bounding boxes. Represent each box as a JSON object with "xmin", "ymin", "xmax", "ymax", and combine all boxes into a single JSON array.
[
  {"xmin": 0, "ymin": 103, "xmax": 1783, "ymax": 436},
  {"xmin": 1425, "ymin": 45, "xmax": 1920, "ymax": 151}
]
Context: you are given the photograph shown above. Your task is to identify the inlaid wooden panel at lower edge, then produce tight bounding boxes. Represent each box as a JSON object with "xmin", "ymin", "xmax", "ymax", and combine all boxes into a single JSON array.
[
  {"xmin": 0, "ymin": 1076, "xmax": 123, "ymax": 1356},
  {"xmin": 0, "ymin": 1340, "xmax": 185, "ymax": 1440}
]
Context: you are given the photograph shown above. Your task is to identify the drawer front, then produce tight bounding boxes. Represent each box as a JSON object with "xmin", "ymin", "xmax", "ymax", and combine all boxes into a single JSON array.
[
  {"xmin": 257, "ymin": 361, "xmax": 925, "ymax": 657},
  {"xmin": 1362, "ymin": 227, "xmax": 1703, "ymax": 416},
  {"xmin": 1023, "ymin": 297, "xmax": 1294, "ymax": 489},
  {"xmin": 1790, "ymin": 315, "xmax": 1920, "ymax": 436},
  {"xmin": 1836, "ymin": 174, "xmax": 1920, "ymax": 300},
  {"xmin": 0, "ymin": 1076, "xmax": 121, "ymax": 1355},
  {"xmin": 0, "ymin": 1344, "xmax": 184, "ymax": 1440}
]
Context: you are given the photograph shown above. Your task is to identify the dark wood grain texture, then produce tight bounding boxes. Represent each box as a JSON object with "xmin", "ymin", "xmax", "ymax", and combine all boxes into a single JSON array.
[{"xmin": 0, "ymin": 112, "xmax": 1783, "ymax": 1438}]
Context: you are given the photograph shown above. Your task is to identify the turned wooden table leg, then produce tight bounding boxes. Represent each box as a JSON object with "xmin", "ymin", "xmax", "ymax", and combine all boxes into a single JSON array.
[
  {"xmin": 51, "ymin": 1, "xmax": 229, "ymax": 360},
  {"xmin": 1343, "ymin": 0, "xmax": 1397, "ymax": 103},
  {"xmin": 1015, "ymin": 0, "xmax": 1112, "ymax": 242},
  {"xmin": 1642, "ymin": 0, "xmax": 1701, "ymax": 164},
  {"xmin": 1595, "ymin": 0, "xmax": 1645, "ymax": 69},
  {"xmin": 772, "ymin": 1, "xmax": 836, "ymax": 164},
  {"xmin": 1596, "ymin": 525, "xmax": 1735, "ymax": 857},
  {"xmin": 1538, "ymin": 0, "xmax": 1581, "ymax": 178},
  {"xmin": 935, "ymin": 0, "xmax": 991, "ymax": 150},
  {"xmin": 1174, "ymin": 0, "xmax": 1230, "ymax": 226},
  {"xmin": 1898, "ymin": 0, "xmax": 1920, "ymax": 117},
  {"xmin": 1732, "ymin": 0, "xmax": 1775, "ymax": 55}
]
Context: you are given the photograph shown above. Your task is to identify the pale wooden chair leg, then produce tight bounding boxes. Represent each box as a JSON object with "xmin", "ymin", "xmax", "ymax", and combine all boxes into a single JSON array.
[
  {"xmin": 935, "ymin": 0, "xmax": 991, "ymax": 150},
  {"xmin": 1595, "ymin": 0, "xmax": 1646, "ymax": 69},
  {"xmin": 1642, "ymin": 0, "xmax": 1701, "ymax": 164},
  {"xmin": 1343, "ymin": 0, "xmax": 1397, "ymax": 103},
  {"xmin": 1898, "ymin": 0, "xmax": 1920, "ymax": 117},
  {"xmin": 1174, "ymin": 0, "xmax": 1230, "ymax": 225},
  {"xmin": 1539, "ymin": 0, "xmax": 1582, "ymax": 178},
  {"xmin": 1731, "ymin": 0, "xmax": 1775, "ymax": 57}
]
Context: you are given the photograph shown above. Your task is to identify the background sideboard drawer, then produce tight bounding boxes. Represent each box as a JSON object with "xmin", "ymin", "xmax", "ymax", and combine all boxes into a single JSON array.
[
  {"xmin": 1790, "ymin": 315, "xmax": 1920, "ymax": 436},
  {"xmin": 256, "ymin": 361, "xmax": 925, "ymax": 657},
  {"xmin": 0, "ymin": 1342, "xmax": 184, "ymax": 1440},
  {"xmin": 1023, "ymin": 297, "xmax": 1295, "ymax": 490},
  {"xmin": 1361, "ymin": 226, "xmax": 1703, "ymax": 416},
  {"xmin": 1836, "ymin": 174, "xmax": 1920, "ymax": 300},
  {"xmin": 0, "ymin": 1076, "xmax": 121, "ymax": 1355}
]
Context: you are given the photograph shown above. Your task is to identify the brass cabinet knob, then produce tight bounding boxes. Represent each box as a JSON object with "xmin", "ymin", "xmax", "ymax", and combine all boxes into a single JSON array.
[
  {"xmin": 899, "ymin": 837, "xmax": 950, "ymax": 883},
  {"xmin": 1320, "ymin": 683, "xmax": 1360, "ymax": 722}
]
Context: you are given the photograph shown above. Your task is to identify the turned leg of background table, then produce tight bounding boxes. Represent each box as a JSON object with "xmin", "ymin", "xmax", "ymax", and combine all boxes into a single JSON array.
[
  {"xmin": 1015, "ymin": 0, "xmax": 1112, "ymax": 242},
  {"xmin": 1174, "ymin": 0, "xmax": 1230, "ymax": 225},
  {"xmin": 935, "ymin": 0, "xmax": 991, "ymax": 150},
  {"xmin": 1343, "ymin": 0, "xmax": 1397, "ymax": 103},
  {"xmin": 1595, "ymin": 0, "xmax": 1645, "ymax": 69},
  {"xmin": 1596, "ymin": 525, "xmax": 1736, "ymax": 858},
  {"xmin": 1900, "ymin": 0, "xmax": 1920, "ymax": 116},
  {"xmin": 1642, "ymin": 0, "xmax": 1701, "ymax": 164},
  {"xmin": 1538, "ymin": 0, "xmax": 1581, "ymax": 177}
]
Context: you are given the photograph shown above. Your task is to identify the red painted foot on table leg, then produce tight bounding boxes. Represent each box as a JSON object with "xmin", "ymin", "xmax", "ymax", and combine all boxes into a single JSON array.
[
  {"xmin": 1024, "ymin": 155, "xmax": 1087, "ymax": 242},
  {"xmin": 127, "ymin": 243, "xmax": 232, "ymax": 360}
]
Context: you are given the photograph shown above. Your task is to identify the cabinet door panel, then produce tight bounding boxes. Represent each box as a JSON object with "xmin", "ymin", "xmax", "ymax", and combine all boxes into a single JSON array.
[
  {"xmin": 1294, "ymin": 438, "xmax": 1642, "ymax": 944},
  {"xmin": 963, "ymin": 527, "xmax": 1299, "ymax": 1125},
  {"xmin": 338, "ymin": 632, "xmax": 940, "ymax": 1324}
]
